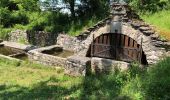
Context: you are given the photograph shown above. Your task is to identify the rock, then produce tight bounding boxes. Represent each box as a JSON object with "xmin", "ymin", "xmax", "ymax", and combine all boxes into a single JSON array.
[
  {"xmin": 139, "ymin": 26, "xmax": 151, "ymax": 31},
  {"xmin": 151, "ymin": 34, "xmax": 159, "ymax": 40},
  {"xmin": 131, "ymin": 22, "xmax": 141, "ymax": 28},
  {"xmin": 142, "ymin": 30, "xmax": 154, "ymax": 36}
]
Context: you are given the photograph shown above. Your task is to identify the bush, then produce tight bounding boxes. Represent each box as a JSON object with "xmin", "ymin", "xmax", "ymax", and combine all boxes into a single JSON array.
[
  {"xmin": 129, "ymin": 0, "xmax": 170, "ymax": 12},
  {"xmin": 27, "ymin": 12, "xmax": 48, "ymax": 31},
  {"xmin": 121, "ymin": 57, "xmax": 170, "ymax": 100},
  {"xmin": 0, "ymin": 8, "xmax": 12, "ymax": 27},
  {"xmin": 143, "ymin": 57, "xmax": 170, "ymax": 99},
  {"xmin": 0, "ymin": 26, "xmax": 11, "ymax": 39},
  {"xmin": 11, "ymin": 11, "xmax": 29, "ymax": 25}
]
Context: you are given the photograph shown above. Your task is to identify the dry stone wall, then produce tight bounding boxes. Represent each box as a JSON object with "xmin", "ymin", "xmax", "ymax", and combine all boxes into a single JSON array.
[
  {"xmin": 8, "ymin": 30, "xmax": 58, "ymax": 47},
  {"xmin": 28, "ymin": 45, "xmax": 67, "ymax": 67},
  {"xmin": 8, "ymin": 30, "xmax": 28, "ymax": 44}
]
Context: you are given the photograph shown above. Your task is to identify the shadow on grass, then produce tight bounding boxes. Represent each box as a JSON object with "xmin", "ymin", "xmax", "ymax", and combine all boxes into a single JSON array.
[{"xmin": 0, "ymin": 77, "xmax": 81, "ymax": 100}]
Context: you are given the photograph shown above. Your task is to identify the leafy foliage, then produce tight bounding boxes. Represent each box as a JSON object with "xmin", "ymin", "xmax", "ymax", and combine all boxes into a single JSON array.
[{"xmin": 129, "ymin": 0, "xmax": 170, "ymax": 12}]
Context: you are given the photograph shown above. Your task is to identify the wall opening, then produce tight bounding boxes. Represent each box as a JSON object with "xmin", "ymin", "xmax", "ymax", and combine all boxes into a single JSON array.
[{"xmin": 86, "ymin": 33, "xmax": 148, "ymax": 65}]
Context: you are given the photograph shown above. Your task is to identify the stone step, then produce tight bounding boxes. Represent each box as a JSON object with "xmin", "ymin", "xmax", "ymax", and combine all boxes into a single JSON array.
[
  {"xmin": 87, "ymin": 27, "xmax": 95, "ymax": 32},
  {"xmin": 139, "ymin": 26, "xmax": 151, "ymax": 31},
  {"xmin": 131, "ymin": 22, "xmax": 141, "ymax": 28},
  {"xmin": 151, "ymin": 34, "xmax": 159, "ymax": 40},
  {"xmin": 82, "ymin": 34, "xmax": 89, "ymax": 38},
  {"xmin": 122, "ymin": 17, "xmax": 129, "ymax": 22},
  {"xmin": 142, "ymin": 30, "xmax": 155, "ymax": 36}
]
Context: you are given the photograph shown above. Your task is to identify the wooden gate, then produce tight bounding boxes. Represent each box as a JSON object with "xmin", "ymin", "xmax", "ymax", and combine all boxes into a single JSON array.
[{"xmin": 90, "ymin": 33, "xmax": 143, "ymax": 63}]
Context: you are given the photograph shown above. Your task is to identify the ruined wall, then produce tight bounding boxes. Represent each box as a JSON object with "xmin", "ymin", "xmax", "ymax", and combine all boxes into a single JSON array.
[
  {"xmin": 8, "ymin": 30, "xmax": 28, "ymax": 44},
  {"xmin": 8, "ymin": 30, "xmax": 58, "ymax": 47}
]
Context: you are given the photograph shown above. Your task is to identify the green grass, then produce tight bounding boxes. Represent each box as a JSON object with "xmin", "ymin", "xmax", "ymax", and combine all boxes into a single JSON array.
[
  {"xmin": 68, "ymin": 17, "xmax": 100, "ymax": 36},
  {"xmin": 0, "ymin": 58, "xmax": 82, "ymax": 100},
  {"xmin": 141, "ymin": 10, "xmax": 170, "ymax": 40},
  {"xmin": 0, "ymin": 57, "xmax": 170, "ymax": 100}
]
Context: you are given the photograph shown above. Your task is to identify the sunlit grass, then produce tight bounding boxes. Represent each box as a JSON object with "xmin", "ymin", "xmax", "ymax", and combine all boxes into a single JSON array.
[
  {"xmin": 68, "ymin": 17, "xmax": 100, "ymax": 36},
  {"xmin": 0, "ymin": 58, "xmax": 82, "ymax": 99},
  {"xmin": 141, "ymin": 10, "xmax": 170, "ymax": 40}
]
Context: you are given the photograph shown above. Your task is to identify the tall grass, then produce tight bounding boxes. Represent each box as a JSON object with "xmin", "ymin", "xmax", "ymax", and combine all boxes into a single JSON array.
[{"xmin": 141, "ymin": 10, "xmax": 170, "ymax": 40}]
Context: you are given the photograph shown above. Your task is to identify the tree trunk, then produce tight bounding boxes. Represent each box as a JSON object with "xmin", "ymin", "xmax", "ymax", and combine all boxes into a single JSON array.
[{"xmin": 69, "ymin": 0, "xmax": 75, "ymax": 19}]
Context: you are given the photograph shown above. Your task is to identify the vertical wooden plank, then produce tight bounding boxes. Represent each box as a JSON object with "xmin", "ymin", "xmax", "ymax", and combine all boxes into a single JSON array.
[
  {"xmin": 124, "ymin": 36, "xmax": 129, "ymax": 60},
  {"xmin": 121, "ymin": 34, "xmax": 124, "ymax": 46},
  {"xmin": 107, "ymin": 34, "xmax": 110, "ymax": 57},
  {"xmin": 107, "ymin": 34, "xmax": 110, "ymax": 45},
  {"xmin": 100, "ymin": 34, "xmax": 105, "ymax": 57},
  {"xmin": 139, "ymin": 38, "xmax": 143, "ymax": 64},
  {"xmin": 94, "ymin": 36, "xmax": 98, "ymax": 56},
  {"xmin": 129, "ymin": 38, "xmax": 134, "ymax": 59},
  {"xmin": 103, "ymin": 34, "xmax": 106, "ymax": 44},
  {"xmin": 98, "ymin": 36, "xmax": 101, "ymax": 56},
  {"xmin": 117, "ymin": 34, "xmax": 121, "ymax": 58},
  {"xmin": 125, "ymin": 36, "xmax": 129, "ymax": 47},
  {"xmin": 133, "ymin": 41, "xmax": 138, "ymax": 60},
  {"xmin": 119, "ymin": 34, "xmax": 124, "ymax": 59},
  {"xmin": 112, "ymin": 34, "xmax": 116, "ymax": 58},
  {"xmin": 115, "ymin": 33, "xmax": 119, "ymax": 60}
]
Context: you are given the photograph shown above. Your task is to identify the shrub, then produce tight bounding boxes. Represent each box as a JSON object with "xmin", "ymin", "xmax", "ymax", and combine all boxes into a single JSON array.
[
  {"xmin": 11, "ymin": 11, "xmax": 29, "ymax": 25},
  {"xmin": 0, "ymin": 8, "xmax": 12, "ymax": 27},
  {"xmin": 0, "ymin": 26, "xmax": 11, "ymax": 39}
]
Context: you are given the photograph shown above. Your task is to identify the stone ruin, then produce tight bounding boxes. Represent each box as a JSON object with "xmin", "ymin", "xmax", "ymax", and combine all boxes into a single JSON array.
[{"xmin": 5, "ymin": 2, "xmax": 170, "ymax": 76}]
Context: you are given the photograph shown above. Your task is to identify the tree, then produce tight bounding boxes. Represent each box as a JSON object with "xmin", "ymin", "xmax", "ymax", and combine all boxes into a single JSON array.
[{"xmin": 62, "ymin": 0, "xmax": 76, "ymax": 19}]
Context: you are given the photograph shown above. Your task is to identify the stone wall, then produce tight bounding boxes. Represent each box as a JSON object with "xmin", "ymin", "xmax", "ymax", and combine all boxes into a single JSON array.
[
  {"xmin": 28, "ymin": 45, "xmax": 91, "ymax": 76},
  {"xmin": 8, "ymin": 30, "xmax": 28, "ymax": 44},
  {"xmin": 91, "ymin": 57, "xmax": 129, "ymax": 73},
  {"xmin": 8, "ymin": 30, "xmax": 58, "ymax": 47},
  {"xmin": 65, "ymin": 56, "xmax": 91, "ymax": 76},
  {"xmin": 27, "ymin": 31, "xmax": 58, "ymax": 47},
  {"xmin": 28, "ymin": 45, "xmax": 68, "ymax": 67},
  {"xmin": 56, "ymin": 34, "xmax": 82, "ymax": 52}
]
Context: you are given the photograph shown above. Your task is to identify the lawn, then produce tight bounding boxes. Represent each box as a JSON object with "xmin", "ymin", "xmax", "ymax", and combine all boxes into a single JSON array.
[{"xmin": 0, "ymin": 57, "xmax": 170, "ymax": 100}]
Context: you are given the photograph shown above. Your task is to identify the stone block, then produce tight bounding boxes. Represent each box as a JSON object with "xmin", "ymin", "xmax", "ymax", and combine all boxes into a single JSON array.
[
  {"xmin": 65, "ymin": 56, "xmax": 91, "ymax": 76},
  {"xmin": 91, "ymin": 57, "xmax": 129, "ymax": 74}
]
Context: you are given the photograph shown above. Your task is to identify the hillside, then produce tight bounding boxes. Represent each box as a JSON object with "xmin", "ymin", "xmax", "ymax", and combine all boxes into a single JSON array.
[{"xmin": 142, "ymin": 10, "xmax": 170, "ymax": 40}]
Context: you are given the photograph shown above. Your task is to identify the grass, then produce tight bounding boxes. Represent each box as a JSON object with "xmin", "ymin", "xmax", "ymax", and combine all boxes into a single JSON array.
[
  {"xmin": 0, "ymin": 57, "xmax": 170, "ymax": 99},
  {"xmin": 0, "ymin": 58, "xmax": 82, "ymax": 100},
  {"xmin": 141, "ymin": 10, "xmax": 170, "ymax": 40},
  {"xmin": 68, "ymin": 17, "xmax": 100, "ymax": 36}
]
